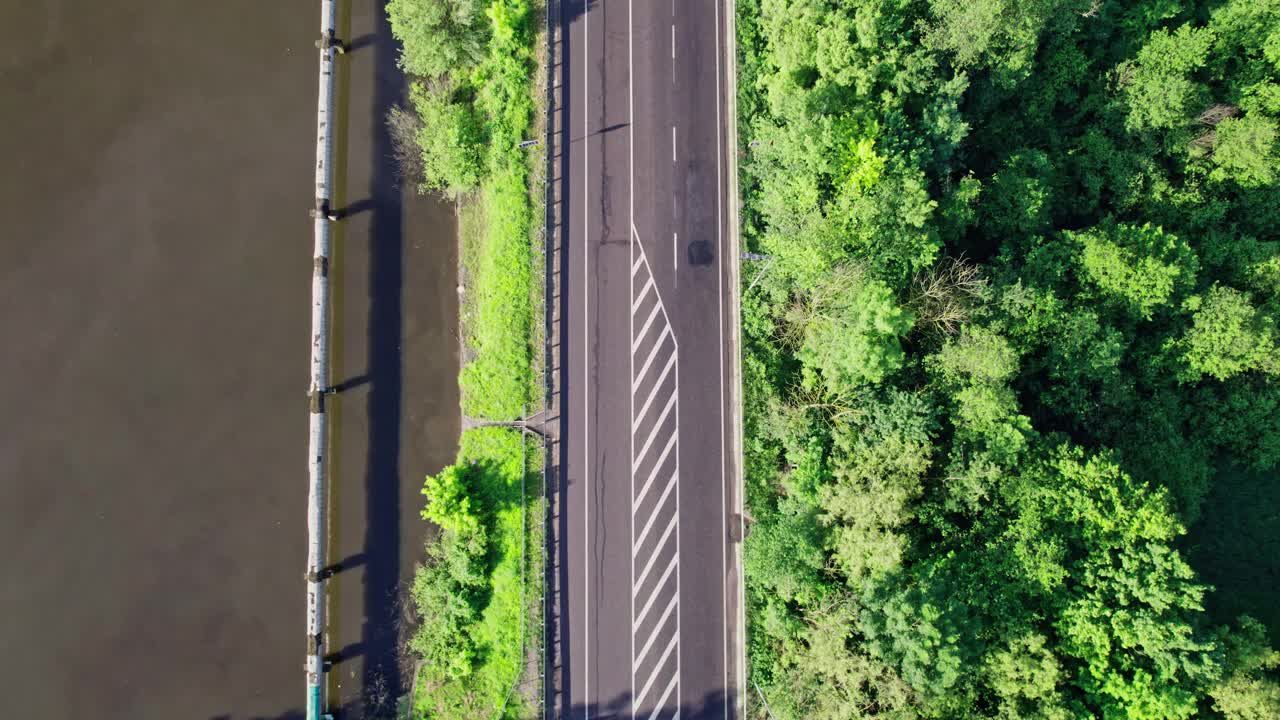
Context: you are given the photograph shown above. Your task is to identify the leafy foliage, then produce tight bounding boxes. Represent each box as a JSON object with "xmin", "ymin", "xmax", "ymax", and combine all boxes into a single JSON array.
[
  {"xmin": 408, "ymin": 83, "xmax": 484, "ymax": 197},
  {"xmin": 390, "ymin": 2, "xmax": 541, "ymax": 717},
  {"xmin": 738, "ymin": 0, "xmax": 1280, "ymax": 716},
  {"xmin": 387, "ymin": 0, "xmax": 487, "ymax": 79},
  {"xmin": 1074, "ymin": 222, "xmax": 1198, "ymax": 320},
  {"xmin": 410, "ymin": 430, "xmax": 537, "ymax": 719},
  {"xmin": 1177, "ymin": 285, "xmax": 1277, "ymax": 382},
  {"xmin": 391, "ymin": 0, "xmax": 535, "ymax": 197},
  {"xmin": 800, "ymin": 270, "xmax": 915, "ymax": 390}
]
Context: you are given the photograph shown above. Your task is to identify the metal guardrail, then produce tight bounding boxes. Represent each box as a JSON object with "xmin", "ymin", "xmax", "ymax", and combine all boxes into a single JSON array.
[{"xmin": 541, "ymin": 0, "xmax": 558, "ymax": 717}]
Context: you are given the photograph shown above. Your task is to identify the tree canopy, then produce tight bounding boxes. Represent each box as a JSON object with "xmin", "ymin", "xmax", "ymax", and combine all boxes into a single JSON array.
[{"xmin": 738, "ymin": 0, "xmax": 1280, "ymax": 716}]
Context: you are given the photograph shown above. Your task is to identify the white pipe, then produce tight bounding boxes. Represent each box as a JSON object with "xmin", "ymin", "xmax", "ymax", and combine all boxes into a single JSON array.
[{"xmin": 306, "ymin": 1, "xmax": 338, "ymax": 719}]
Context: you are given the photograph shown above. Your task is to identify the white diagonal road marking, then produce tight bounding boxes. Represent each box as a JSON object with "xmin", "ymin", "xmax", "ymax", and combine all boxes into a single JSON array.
[
  {"xmin": 630, "ymin": 234, "xmax": 680, "ymax": 719},
  {"xmin": 635, "ymin": 433, "xmax": 677, "ymax": 508}
]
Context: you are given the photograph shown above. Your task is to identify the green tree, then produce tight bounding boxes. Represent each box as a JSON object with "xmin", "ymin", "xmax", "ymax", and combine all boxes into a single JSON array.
[
  {"xmin": 1176, "ymin": 284, "xmax": 1278, "ymax": 381},
  {"xmin": 801, "ymin": 272, "xmax": 915, "ymax": 390},
  {"xmin": 422, "ymin": 463, "xmax": 482, "ymax": 535},
  {"xmin": 408, "ymin": 529, "xmax": 486, "ymax": 678},
  {"xmin": 930, "ymin": 325, "xmax": 1019, "ymax": 386},
  {"xmin": 1120, "ymin": 25, "xmax": 1216, "ymax": 134},
  {"xmin": 978, "ymin": 151, "xmax": 1055, "ymax": 243},
  {"xmin": 832, "ymin": 157, "xmax": 942, "ymax": 280},
  {"xmin": 1008, "ymin": 446, "xmax": 1222, "ymax": 719},
  {"xmin": 735, "ymin": 0, "xmax": 1280, "ymax": 714},
  {"xmin": 929, "ymin": 326, "xmax": 1034, "ymax": 470},
  {"xmin": 1209, "ymin": 115, "xmax": 1279, "ymax": 187},
  {"xmin": 858, "ymin": 559, "xmax": 984, "ymax": 708},
  {"xmin": 409, "ymin": 82, "xmax": 483, "ymax": 196},
  {"xmin": 744, "ymin": 499, "xmax": 830, "ymax": 604},
  {"xmin": 788, "ymin": 596, "xmax": 920, "ymax": 720},
  {"xmin": 1197, "ymin": 380, "xmax": 1280, "ymax": 470},
  {"xmin": 1074, "ymin": 222, "xmax": 1200, "ymax": 320},
  {"xmin": 821, "ymin": 390, "xmax": 935, "ymax": 582},
  {"xmin": 387, "ymin": 0, "xmax": 486, "ymax": 79},
  {"xmin": 411, "ymin": 462, "xmax": 490, "ymax": 679},
  {"xmin": 1210, "ymin": 617, "xmax": 1280, "ymax": 720},
  {"xmin": 984, "ymin": 633, "xmax": 1072, "ymax": 720},
  {"xmin": 925, "ymin": 0, "xmax": 1085, "ymax": 86}
]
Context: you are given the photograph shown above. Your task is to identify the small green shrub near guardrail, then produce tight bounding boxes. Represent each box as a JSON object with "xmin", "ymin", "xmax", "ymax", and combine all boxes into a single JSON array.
[
  {"xmin": 411, "ymin": 428, "xmax": 541, "ymax": 719},
  {"xmin": 387, "ymin": 0, "xmax": 544, "ymax": 718}
]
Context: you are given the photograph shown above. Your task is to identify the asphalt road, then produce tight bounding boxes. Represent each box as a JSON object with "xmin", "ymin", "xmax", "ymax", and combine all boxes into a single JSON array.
[{"xmin": 554, "ymin": 0, "xmax": 741, "ymax": 717}]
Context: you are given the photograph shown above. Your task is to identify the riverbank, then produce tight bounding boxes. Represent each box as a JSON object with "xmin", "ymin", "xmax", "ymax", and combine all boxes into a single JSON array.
[{"xmin": 387, "ymin": 0, "xmax": 546, "ymax": 717}]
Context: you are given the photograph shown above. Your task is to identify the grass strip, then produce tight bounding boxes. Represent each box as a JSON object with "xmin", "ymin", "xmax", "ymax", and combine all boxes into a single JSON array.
[{"xmin": 388, "ymin": 0, "xmax": 545, "ymax": 717}]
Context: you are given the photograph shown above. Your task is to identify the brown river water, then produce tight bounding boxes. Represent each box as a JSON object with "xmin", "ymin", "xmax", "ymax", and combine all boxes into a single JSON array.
[{"xmin": 0, "ymin": 2, "xmax": 457, "ymax": 718}]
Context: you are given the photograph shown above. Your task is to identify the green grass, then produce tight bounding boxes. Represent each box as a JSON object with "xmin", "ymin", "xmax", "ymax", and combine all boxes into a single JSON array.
[
  {"xmin": 458, "ymin": 169, "xmax": 534, "ymax": 421},
  {"xmin": 1187, "ymin": 463, "xmax": 1280, "ymax": 643},
  {"xmin": 413, "ymin": 152, "xmax": 541, "ymax": 720}
]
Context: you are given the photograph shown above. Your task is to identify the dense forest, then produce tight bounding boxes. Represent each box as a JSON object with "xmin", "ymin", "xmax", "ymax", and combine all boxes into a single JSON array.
[{"xmin": 736, "ymin": 0, "xmax": 1280, "ymax": 717}]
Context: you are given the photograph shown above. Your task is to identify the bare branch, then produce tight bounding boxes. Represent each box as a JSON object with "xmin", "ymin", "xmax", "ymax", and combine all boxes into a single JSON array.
[
  {"xmin": 1190, "ymin": 129, "xmax": 1217, "ymax": 154},
  {"xmin": 386, "ymin": 103, "xmax": 426, "ymax": 185},
  {"xmin": 1197, "ymin": 104, "xmax": 1239, "ymax": 127},
  {"xmin": 907, "ymin": 256, "xmax": 988, "ymax": 337}
]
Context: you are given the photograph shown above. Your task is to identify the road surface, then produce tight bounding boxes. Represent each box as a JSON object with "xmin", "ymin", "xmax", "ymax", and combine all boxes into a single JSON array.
[{"xmin": 550, "ymin": 0, "xmax": 742, "ymax": 717}]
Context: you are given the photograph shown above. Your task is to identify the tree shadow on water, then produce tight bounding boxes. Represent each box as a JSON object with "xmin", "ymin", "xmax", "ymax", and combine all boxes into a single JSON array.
[{"xmin": 346, "ymin": 4, "xmax": 408, "ymax": 719}]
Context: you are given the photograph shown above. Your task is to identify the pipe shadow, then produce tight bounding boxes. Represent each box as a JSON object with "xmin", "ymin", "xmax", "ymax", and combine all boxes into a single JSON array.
[
  {"xmin": 345, "ymin": 33, "xmax": 376, "ymax": 53},
  {"xmin": 332, "ymin": 197, "xmax": 377, "ymax": 220}
]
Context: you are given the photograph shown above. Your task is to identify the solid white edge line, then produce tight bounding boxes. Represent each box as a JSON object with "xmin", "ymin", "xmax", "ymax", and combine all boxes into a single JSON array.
[
  {"xmin": 714, "ymin": 1, "xmax": 729, "ymax": 718},
  {"xmin": 628, "ymin": 0, "xmax": 636, "ymax": 716},
  {"xmin": 723, "ymin": 0, "xmax": 748, "ymax": 710},
  {"xmin": 583, "ymin": 4, "xmax": 590, "ymax": 718},
  {"xmin": 675, "ymin": 359, "xmax": 682, "ymax": 715}
]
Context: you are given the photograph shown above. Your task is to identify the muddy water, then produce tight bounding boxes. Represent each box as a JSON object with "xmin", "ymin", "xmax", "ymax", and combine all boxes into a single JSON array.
[{"xmin": 0, "ymin": 3, "xmax": 457, "ymax": 718}]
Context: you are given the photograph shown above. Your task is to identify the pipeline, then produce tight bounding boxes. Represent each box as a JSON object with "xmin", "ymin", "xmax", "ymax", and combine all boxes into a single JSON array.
[{"xmin": 305, "ymin": 1, "xmax": 342, "ymax": 719}]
